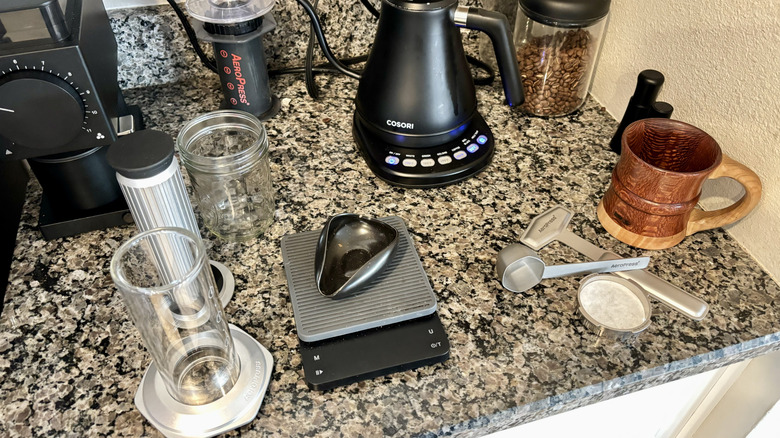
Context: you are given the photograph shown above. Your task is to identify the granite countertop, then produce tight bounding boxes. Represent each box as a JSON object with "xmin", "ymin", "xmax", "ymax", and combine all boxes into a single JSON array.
[{"xmin": 2, "ymin": 72, "xmax": 780, "ymax": 437}]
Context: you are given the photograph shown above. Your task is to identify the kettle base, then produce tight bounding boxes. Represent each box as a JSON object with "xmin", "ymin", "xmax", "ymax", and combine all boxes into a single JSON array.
[{"xmin": 353, "ymin": 112, "xmax": 494, "ymax": 188}]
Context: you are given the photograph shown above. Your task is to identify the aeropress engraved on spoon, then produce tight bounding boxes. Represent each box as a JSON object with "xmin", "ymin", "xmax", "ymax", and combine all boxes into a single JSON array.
[{"xmin": 496, "ymin": 243, "xmax": 650, "ymax": 293}]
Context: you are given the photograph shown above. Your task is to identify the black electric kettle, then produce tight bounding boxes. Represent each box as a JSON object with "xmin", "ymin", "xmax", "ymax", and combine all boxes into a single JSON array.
[{"xmin": 353, "ymin": 0, "xmax": 524, "ymax": 188}]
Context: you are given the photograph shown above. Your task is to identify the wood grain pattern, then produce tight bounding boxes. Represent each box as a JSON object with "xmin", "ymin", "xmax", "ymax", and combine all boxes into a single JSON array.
[
  {"xmin": 599, "ymin": 119, "xmax": 762, "ymax": 249},
  {"xmin": 686, "ymin": 154, "xmax": 763, "ymax": 235}
]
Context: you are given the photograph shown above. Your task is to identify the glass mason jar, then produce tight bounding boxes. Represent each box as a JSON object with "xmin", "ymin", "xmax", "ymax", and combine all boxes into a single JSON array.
[
  {"xmin": 177, "ymin": 110, "xmax": 274, "ymax": 242},
  {"xmin": 514, "ymin": 0, "xmax": 610, "ymax": 117}
]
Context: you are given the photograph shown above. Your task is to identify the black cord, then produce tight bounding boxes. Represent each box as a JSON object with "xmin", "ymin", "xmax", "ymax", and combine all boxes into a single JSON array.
[
  {"xmin": 166, "ymin": 0, "xmax": 217, "ymax": 73},
  {"xmin": 270, "ymin": 55, "xmax": 369, "ymax": 76},
  {"xmin": 466, "ymin": 54, "xmax": 495, "ymax": 86},
  {"xmin": 304, "ymin": 0, "xmax": 321, "ymax": 99},
  {"xmin": 293, "ymin": 0, "xmax": 361, "ymax": 80},
  {"xmin": 359, "ymin": 0, "xmax": 380, "ymax": 18}
]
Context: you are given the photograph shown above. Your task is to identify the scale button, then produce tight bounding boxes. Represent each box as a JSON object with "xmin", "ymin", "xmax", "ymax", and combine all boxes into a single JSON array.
[
  {"xmin": 420, "ymin": 158, "xmax": 435, "ymax": 167},
  {"xmin": 467, "ymin": 143, "xmax": 479, "ymax": 153},
  {"xmin": 402, "ymin": 158, "xmax": 418, "ymax": 167},
  {"xmin": 385, "ymin": 156, "xmax": 400, "ymax": 165},
  {"xmin": 477, "ymin": 135, "xmax": 488, "ymax": 145},
  {"xmin": 437, "ymin": 155, "xmax": 452, "ymax": 165},
  {"xmin": 453, "ymin": 151, "xmax": 467, "ymax": 160}
]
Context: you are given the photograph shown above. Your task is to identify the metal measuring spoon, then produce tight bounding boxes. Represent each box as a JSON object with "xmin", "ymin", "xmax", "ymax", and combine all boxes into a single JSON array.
[
  {"xmin": 496, "ymin": 244, "xmax": 650, "ymax": 293},
  {"xmin": 519, "ymin": 206, "xmax": 709, "ymax": 320}
]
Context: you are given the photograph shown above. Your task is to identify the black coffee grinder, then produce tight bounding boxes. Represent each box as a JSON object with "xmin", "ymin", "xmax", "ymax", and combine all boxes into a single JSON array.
[
  {"xmin": 353, "ymin": 0, "xmax": 524, "ymax": 188},
  {"xmin": 0, "ymin": 0, "xmax": 142, "ymax": 239}
]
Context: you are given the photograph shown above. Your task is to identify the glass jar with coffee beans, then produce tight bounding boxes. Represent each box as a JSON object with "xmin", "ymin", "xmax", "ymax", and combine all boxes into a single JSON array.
[{"xmin": 514, "ymin": 0, "xmax": 610, "ymax": 117}]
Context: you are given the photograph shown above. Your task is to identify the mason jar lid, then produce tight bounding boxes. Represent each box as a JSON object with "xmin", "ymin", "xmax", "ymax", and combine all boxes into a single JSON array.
[{"xmin": 518, "ymin": 0, "xmax": 611, "ymax": 27}]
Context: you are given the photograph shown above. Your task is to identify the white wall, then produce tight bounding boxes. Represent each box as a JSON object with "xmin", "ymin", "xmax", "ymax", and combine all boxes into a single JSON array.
[{"xmin": 591, "ymin": 0, "xmax": 780, "ymax": 280}]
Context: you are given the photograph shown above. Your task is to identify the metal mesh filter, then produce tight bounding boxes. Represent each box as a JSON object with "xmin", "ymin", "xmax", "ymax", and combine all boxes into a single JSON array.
[{"xmin": 281, "ymin": 216, "xmax": 437, "ymax": 342}]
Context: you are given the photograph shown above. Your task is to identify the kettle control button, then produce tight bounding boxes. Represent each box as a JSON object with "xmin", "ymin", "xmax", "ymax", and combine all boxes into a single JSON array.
[
  {"xmin": 453, "ymin": 151, "xmax": 467, "ymax": 160},
  {"xmin": 437, "ymin": 155, "xmax": 452, "ymax": 165},
  {"xmin": 420, "ymin": 158, "xmax": 435, "ymax": 167},
  {"xmin": 477, "ymin": 135, "xmax": 488, "ymax": 145},
  {"xmin": 402, "ymin": 158, "xmax": 418, "ymax": 167},
  {"xmin": 467, "ymin": 143, "xmax": 479, "ymax": 153},
  {"xmin": 385, "ymin": 156, "xmax": 400, "ymax": 165}
]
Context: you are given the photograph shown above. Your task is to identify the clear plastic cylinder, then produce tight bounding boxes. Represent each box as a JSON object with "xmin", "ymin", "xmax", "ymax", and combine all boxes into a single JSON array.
[
  {"xmin": 177, "ymin": 110, "xmax": 274, "ymax": 242},
  {"xmin": 514, "ymin": 6, "xmax": 608, "ymax": 117},
  {"xmin": 110, "ymin": 227, "xmax": 239, "ymax": 406}
]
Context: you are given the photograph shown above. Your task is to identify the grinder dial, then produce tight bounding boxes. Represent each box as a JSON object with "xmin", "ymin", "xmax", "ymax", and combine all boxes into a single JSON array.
[{"xmin": 0, "ymin": 69, "xmax": 86, "ymax": 151}]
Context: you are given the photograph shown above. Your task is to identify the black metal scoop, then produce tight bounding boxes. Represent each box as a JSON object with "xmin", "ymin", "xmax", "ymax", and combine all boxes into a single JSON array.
[{"xmin": 314, "ymin": 214, "xmax": 399, "ymax": 299}]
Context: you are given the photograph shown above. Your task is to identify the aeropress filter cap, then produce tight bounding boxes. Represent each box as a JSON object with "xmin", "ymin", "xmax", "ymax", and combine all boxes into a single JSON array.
[
  {"xmin": 186, "ymin": 0, "xmax": 275, "ymax": 24},
  {"xmin": 577, "ymin": 274, "xmax": 651, "ymax": 338}
]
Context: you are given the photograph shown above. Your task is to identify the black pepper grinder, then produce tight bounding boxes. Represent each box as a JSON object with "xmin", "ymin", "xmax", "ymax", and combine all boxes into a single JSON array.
[
  {"xmin": 609, "ymin": 70, "xmax": 674, "ymax": 154},
  {"xmin": 186, "ymin": 0, "xmax": 280, "ymax": 120}
]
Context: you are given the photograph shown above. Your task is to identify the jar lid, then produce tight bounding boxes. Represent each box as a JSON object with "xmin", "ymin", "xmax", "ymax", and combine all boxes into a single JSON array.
[
  {"xmin": 518, "ymin": 0, "xmax": 611, "ymax": 27},
  {"xmin": 106, "ymin": 130, "xmax": 175, "ymax": 179}
]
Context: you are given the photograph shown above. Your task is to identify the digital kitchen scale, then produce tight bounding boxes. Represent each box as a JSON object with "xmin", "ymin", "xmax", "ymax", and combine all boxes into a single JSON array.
[
  {"xmin": 299, "ymin": 314, "xmax": 449, "ymax": 391},
  {"xmin": 281, "ymin": 216, "xmax": 450, "ymax": 390}
]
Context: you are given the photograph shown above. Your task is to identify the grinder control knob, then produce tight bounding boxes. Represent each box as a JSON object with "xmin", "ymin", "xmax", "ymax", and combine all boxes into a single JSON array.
[{"xmin": 0, "ymin": 70, "xmax": 85, "ymax": 151}]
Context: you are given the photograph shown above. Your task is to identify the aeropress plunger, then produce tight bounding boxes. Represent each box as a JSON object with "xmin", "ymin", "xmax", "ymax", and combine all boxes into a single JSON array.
[
  {"xmin": 106, "ymin": 130, "xmax": 235, "ymax": 307},
  {"xmin": 186, "ymin": 0, "xmax": 280, "ymax": 120}
]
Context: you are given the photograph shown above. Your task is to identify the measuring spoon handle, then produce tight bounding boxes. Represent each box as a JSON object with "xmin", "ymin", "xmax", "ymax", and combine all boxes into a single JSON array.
[
  {"xmin": 558, "ymin": 230, "xmax": 709, "ymax": 320},
  {"xmin": 542, "ymin": 257, "xmax": 650, "ymax": 279}
]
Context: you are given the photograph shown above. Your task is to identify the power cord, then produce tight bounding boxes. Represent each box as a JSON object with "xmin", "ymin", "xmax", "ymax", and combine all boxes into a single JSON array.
[
  {"xmin": 292, "ymin": 0, "xmax": 361, "ymax": 80},
  {"xmin": 166, "ymin": 0, "xmax": 217, "ymax": 73},
  {"xmin": 304, "ymin": 0, "xmax": 321, "ymax": 99}
]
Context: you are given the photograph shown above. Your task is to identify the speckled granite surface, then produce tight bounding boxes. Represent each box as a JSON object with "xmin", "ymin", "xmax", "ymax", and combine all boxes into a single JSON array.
[
  {"xmin": 2, "ymin": 1, "xmax": 780, "ymax": 437},
  {"xmin": 2, "ymin": 70, "xmax": 780, "ymax": 436},
  {"xmin": 109, "ymin": 0, "xmax": 434, "ymax": 90}
]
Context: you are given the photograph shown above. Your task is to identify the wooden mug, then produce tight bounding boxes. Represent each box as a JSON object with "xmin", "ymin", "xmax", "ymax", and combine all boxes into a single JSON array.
[{"xmin": 598, "ymin": 119, "xmax": 762, "ymax": 250}]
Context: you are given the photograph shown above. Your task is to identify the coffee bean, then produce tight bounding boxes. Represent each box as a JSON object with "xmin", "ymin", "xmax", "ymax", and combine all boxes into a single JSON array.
[{"xmin": 517, "ymin": 28, "xmax": 595, "ymax": 117}]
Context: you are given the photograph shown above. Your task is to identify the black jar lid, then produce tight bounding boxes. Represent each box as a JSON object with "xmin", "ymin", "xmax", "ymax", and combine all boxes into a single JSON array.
[
  {"xmin": 106, "ymin": 130, "xmax": 175, "ymax": 179},
  {"xmin": 518, "ymin": 0, "xmax": 611, "ymax": 27}
]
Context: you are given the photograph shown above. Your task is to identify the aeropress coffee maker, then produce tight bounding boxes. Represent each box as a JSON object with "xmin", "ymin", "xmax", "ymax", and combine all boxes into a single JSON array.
[
  {"xmin": 185, "ymin": 0, "xmax": 280, "ymax": 120},
  {"xmin": 110, "ymin": 227, "xmax": 273, "ymax": 438},
  {"xmin": 106, "ymin": 131, "xmax": 270, "ymax": 436}
]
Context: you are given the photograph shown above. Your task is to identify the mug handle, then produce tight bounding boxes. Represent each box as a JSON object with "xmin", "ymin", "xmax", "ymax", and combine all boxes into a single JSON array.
[{"xmin": 686, "ymin": 154, "xmax": 762, "ymax": 235}]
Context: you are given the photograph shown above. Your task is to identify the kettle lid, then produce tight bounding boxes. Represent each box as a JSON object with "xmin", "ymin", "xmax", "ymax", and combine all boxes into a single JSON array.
[
  {"xmin": 385, "ymin": 0, "xmax": 457, "ymax": 11},
  {"xmin": 518, "ymin": 0, "xmax": 611, "ymax": 27}
]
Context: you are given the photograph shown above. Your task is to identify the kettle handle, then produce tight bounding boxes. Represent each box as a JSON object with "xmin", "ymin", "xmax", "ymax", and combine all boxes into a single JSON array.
[{"xmin": 454, "ymin": 6, "xmax": 525, "ymax": 107}]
